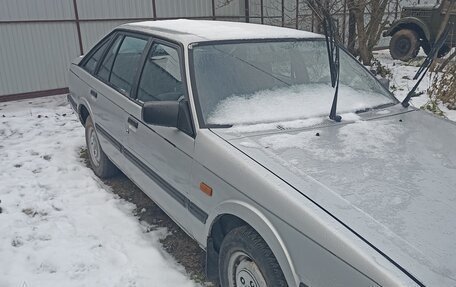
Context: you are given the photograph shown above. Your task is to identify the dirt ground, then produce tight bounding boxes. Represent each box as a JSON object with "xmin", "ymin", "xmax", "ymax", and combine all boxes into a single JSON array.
[{"xmin": 80, "ymin": 149, "xmax": 213, "ymax": 286}]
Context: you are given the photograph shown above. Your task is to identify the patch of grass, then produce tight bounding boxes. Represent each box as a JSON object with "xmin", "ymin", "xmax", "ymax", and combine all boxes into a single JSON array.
[
  {"xmin": 421, "ymin": 99, "xmax": 446, "ymax": 117},
  {"xmin": 371, "ymin": 58, "xmax": 393, "ymax": 79},
  {"xmin": 405, "ymin": 56, "xmax": 426, "ymax": 67}
]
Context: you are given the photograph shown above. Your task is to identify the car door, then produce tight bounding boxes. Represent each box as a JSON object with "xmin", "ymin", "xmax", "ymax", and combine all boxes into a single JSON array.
[
  {"xmin": 88, "ymin": 32, "xmax": 149, "ymax": 161},
  {"xmin": 124, "ymin": 39, "xmax": 205, "ymax": 237}
]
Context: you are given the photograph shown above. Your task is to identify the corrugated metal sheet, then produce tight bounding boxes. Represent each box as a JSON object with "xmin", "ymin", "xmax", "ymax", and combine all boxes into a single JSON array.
[
  {"xmin": 80, "ymin": 20, "xmax": 133, "ymax": 52},
  {"xmin": 0, "ymin": 23, "xmax": 79, "ymax": 95},
  {"xmin": 0, "ymin": 0, "xmax": 74, "ymax": 21},
  {"xmin": 156, "ymin": 0, "xmax": 212, "ymax": 18},
  {"xmin": 215, "ymin": 0, "xmax": 242, "ymax": 17},
  {"xmin": 76, "ymin": 0, "xmax": 154, "ymax": 19}
]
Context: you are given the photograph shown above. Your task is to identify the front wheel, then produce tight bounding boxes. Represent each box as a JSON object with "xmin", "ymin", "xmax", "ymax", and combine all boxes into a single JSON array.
[
  {"xmin": 389, "ymin": 29, "xmax": 420, "ymax": 61},
  {"xmin": 85, "ymin": 116, "xmax": 119, "ymax": 178},
  {"xmin": 219, "ymin": 226, "xmax": 287, "ymax": 287}
]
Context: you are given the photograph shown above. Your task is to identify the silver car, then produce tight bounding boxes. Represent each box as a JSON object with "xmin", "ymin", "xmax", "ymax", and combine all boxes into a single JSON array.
[{"xmin": 68, "ymin": 19, "xmax": 456, "ymax": 287}]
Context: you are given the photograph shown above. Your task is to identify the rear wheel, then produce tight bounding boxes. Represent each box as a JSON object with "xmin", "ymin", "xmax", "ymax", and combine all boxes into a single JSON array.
[
  {"xmin": 422, "ymin": 41, "xmax": 451, "ymax": 58},
  {"xmin": 390, "ymin": 29, "xmax": 420, "ymax": 61},
  {"xmin": 437, "ymin": 45, "xmax": 451, "ymax": 58},
  {"xmin": 219, "ymin": 225, "xmax": 287, "ymax": 287},
  {"xmin": 85, "ymin": 116, "xmax": 119, "ymax": 178}
]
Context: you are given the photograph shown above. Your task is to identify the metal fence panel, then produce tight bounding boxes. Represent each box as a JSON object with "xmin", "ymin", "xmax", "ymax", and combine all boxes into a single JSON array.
[
  {"xmin": 76, "ymin": 0, "xmax": 154, "ymax": 19},
  {"xmin": 215, "ymin": 0, "xmax": 242, "ymax": 17},
  {"xmin": 0, "ymin": 0, "xmax": 74, "ymax": 21},
  {"xmin": 80, "ymin": 20, "xmax": 134, "ymax": 52},
  {"xmin": 0, "ymin": 23, "xmax": 79, "ymax": 96},
  {"xmin": 156, "ymin": 0, "xmax": 212, "ymax": 17}
]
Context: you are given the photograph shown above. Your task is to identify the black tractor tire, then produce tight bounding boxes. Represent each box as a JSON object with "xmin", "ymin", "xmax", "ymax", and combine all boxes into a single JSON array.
[
  {"xmin": 390, "ymin": 29, "xmax": 420, "ymax": 61},
  {"xmin": 219, "ymin": 225, "xmax": 288, "ymax": 287},
  {"xmin": 437, "ymin": 45, "xmax": 451, "ymax": 58},
  {"xmin": 422, "ymin": 41, "xmax": 452, "ymax": 58},
  {"xmin": 85, "ymin": 116, "xmax": 119, "ymax": 178}
]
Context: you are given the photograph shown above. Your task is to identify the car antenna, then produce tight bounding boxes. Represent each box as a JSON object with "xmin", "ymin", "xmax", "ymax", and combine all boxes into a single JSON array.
[
  {"xmin": 307, "ymin": 0, "xmax": 342, "ymax": 122},
  {"xmin": 401, "ymin": 26, "xmax": 450, "ymax": 108}
]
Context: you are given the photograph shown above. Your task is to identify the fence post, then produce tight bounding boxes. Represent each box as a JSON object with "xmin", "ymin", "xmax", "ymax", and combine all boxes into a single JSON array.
[
  {"xmin": 261, "ymin": 0, "xmax": 264, "ymax": 24},
  {"xmin": 295, "ymin": 0, "xmax": 299, "ymax": 29},
  {"xmin": 152, "ymin": 0, "xmax": 157, "ymax": 20},
  {"xmin": 72, "ymin": 0, "xmax": 84, "ymax": 55},
  {"xmin": 212, "ymin": 0, "xmax": 216, "ymax": 20},
  {"xmin": 282, "ymin": 0, "xmax": 285, "ymax": 26},
  {"xmin": 245, "ymin": 0, "xmax": 250, "ymax": 23}
]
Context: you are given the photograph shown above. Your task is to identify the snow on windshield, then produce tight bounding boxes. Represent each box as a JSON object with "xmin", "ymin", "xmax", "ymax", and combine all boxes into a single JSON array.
[{"xmin": 207, "ymin": 83, "xmax": 393, "ymax": 125}]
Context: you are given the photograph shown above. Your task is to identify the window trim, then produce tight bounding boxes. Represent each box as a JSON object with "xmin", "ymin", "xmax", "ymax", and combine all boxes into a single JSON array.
[
  {"xmin": 79, "ymin": 32, "xmax": 115, "ymax": 74},
  {"xmin": 93, "ymin": 32, "xmax": 151, "ymax": 98},
  {"xmin": 129, "ymin": 35, "xmax": 196, "ymax": 138},
  {"xmin": 132, "ymin": 39, "xmax": 184, "ymax": 103},
  {"xmin": 80, "ymin": 28, "xmax": 197, "ymax": 138},
  {"xmin": 95, "ymin": 33, "xmax": 124, "ymax": 82}
]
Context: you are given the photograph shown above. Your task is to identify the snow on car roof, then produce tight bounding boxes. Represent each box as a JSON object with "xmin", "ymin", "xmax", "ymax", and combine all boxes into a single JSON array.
[{"xmin": 121, "ymin": 19, "xmax": 323, "ymax": 44}]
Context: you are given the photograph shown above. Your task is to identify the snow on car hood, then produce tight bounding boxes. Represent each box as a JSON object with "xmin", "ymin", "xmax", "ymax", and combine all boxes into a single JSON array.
[{"xmin": 213, "ymin": 108, "xmax": 456, "ymax": 286}]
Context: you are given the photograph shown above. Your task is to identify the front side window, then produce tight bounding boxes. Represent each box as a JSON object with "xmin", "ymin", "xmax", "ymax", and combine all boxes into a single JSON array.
[
  {"xmin": 82, "ymin": 37, "xmax": 111, "ymax": 74},
  {"xmin": 109, "ymin": 36, "xmax": 148, "ymax": 95},
  {"xmin": 137, "ymin": 43, "xmax": 184, "ymax": 102},
  {"xmin": 191, "ymin": 40, "xmax": 397, "ymax": 126}
]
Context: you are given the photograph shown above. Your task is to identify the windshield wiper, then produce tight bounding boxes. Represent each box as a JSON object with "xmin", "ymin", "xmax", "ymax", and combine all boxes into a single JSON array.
[
  {"xmin": 401, "ymin": 26, "xmax": 450, "ymax": 108},
  {"xmin": 307, "ymin": 0, "xmax": 342, "ymax": 122}
]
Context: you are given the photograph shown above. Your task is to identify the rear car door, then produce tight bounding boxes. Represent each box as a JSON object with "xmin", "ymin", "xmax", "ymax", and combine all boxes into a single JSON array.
[
  {"xmin": 79, "ymin": 32, "xmax": 149, "ymax": 163},
  {"xmin": 125, "ymin": 39, "xmax": 206, "ymax": 236}
]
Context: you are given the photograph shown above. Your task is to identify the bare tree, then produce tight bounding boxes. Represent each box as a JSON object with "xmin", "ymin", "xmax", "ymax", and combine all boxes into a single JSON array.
[{"xmin": 347, "ymin": 0, "xmax": 394, "ymax": 65}]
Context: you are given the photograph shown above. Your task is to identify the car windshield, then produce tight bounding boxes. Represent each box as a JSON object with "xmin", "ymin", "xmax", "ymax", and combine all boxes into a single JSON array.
[{"xmin": 191, "ymin": 39, "xmax": 397, "ymax": 126}]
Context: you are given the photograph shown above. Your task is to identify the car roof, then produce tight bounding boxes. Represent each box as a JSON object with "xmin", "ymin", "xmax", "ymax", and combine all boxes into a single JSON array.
[{"xmin": 119, "ymin": 19, "xmax": 323, "ymax": 45}]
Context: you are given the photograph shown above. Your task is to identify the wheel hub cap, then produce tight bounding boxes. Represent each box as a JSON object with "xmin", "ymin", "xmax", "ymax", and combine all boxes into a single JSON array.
[
  {"xmin": 88, "ymin": 128, "xmax": 101, "ymax": 166},
  {"xmin": 398, "ymin": 38, "xmax": 411, "ymax": 54},
  {"xmin": 228, "ymin": 252, "xmax": 267, "ymax": 287}
]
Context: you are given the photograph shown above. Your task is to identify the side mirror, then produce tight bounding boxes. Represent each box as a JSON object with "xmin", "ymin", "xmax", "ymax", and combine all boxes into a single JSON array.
[{"xmin": 142, "ymin": 100, "xmax": 194, "ymax": 136}]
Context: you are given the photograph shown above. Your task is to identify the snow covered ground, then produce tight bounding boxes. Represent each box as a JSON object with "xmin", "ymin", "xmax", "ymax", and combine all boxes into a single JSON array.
[
  {"xmin": 0, "ymin": 96, "xmax": 197, "ymax": 287},
  {"xmin": 373, "ymin": 49, "xmax": 456, "ymax": 121}
]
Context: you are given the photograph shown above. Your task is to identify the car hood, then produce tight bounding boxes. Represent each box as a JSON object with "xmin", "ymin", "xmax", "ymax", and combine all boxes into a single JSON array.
[{"xmin": 213, "ymin": 108, "xmax": 456, "ymax": 286}]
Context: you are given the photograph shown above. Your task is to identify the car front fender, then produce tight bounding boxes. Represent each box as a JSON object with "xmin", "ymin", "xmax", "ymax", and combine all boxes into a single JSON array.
[{"xmin": 206, "ymin": 199, "xmax": 300, "ymax": 287}]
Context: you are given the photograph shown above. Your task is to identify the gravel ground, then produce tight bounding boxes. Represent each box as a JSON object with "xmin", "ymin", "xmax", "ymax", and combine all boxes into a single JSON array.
[{"xmin": 80, "ymin": 149, "xmax": 214, "ymax": 286}]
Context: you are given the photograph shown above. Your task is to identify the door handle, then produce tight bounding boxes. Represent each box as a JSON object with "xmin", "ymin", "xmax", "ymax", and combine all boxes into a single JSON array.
[
  {"xmin": 90, "ymin": 90, "xmax": 98, "ymax": 98},
  {"xmin": 128, "ymin": 117, "xmax": 139, "ymax": 129}
]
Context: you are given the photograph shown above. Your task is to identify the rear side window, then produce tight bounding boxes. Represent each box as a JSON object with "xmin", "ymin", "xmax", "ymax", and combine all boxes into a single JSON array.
[
  {"xmin": 82, "ymin": 38, "xmax": 111, "ymax": 74},
  {"xmin": 137, "ymin": 43, "xmax": 184, "ymax": 102},
  {"xmin": 109, "ymin": 36, "xmax": 148, "ymax": 95}
]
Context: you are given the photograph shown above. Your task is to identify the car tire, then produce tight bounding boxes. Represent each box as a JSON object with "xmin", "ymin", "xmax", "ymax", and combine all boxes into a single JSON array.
[
  {"xmin": 390, "ymin": 29, "xmax": 420, "ymax": 61},
  {"xmin": 219, "ymin": 225, "xmax": 287, "ymax": 287},
  {"xmin": 85, "ymin": 116, "xmax": 119, "ymax": 178}
]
